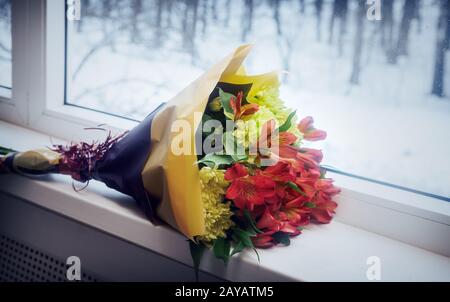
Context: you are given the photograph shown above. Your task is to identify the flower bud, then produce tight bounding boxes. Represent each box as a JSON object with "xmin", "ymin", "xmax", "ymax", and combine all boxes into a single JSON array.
[{"xmin": 208, "ymin": 97, "xmax": 222, "ymax": 112}]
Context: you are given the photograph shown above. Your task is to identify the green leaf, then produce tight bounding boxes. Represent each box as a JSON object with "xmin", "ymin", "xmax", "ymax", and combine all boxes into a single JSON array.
[
  {"xmin": 207, "ymin": 97, "xmax": 223, "ymax": 112},
  {"xmin": 243, "ymin": 210, "xmax": 263, "ymax": 234},
  {"xmin": 287, "ymin": 181, "xmax": 307, "ymax": 196},
  {"xmin": 197, "ymin": 153, "xmax": 234, "ymax": 168},
  {"xmin": 213, "ymin": 237, "xmax": 231, "ymax": 263},
  {"xmin": 231, "ymin": 228, "xmax": 260, "ymax": 262},
  {"xmin": 189, "ymin": 240, "xmax": 206, "ymax": 281},
  {"xmin": 278, "ymin": 110, "xmax": 297, "ymax": 132},
  {"xmin": 232, "ymin": 153, "xmax": 247, "ymax": 163},
  {"xmin": 233, "ymin": 228, "xmax": 254, "ymax": 248},
  {"xmin": 218, "ymin": 88, "xmax": 236, "ymax": 120},
  {"xmin": 287, "ymin": 181, "xmax": 301, "ymax": 192},
  {"xmin": 0, "ymin": 146, "xmax": 16, "ymax": 156},
  {"xmin": 272, "ymin": 232, "xmax": 291, "ymax": 246},
  {"xmin": 253, "ymin": 248, "xmax": 261, "ymax": 263},
  {"xmin": 305, "ymin": 202, "xmax": 316, "ymax": 209},
  {"xmin": 297, "ymin": 226, "xmax": 305, "ymax": 231},
  {"xmin": 230, "ymin": 241, "xmax": 246, "ymax": 257}
]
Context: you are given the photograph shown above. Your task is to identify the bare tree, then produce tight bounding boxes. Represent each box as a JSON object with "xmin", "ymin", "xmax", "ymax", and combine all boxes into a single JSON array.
[
  {"xmin": 211, "ymin": 0, "xmax": 218, "ymax": 21},
  {"xmin": 273, "ymin": 0, "xmax": 299, "ymax": 82},
  {"xmin": 201, "ymin": 0, "xmax": 208, "ymax": 36},
  {"xmin": 350, "ymin": 0, "xmax": 366, "ymax": 84},
  {"xmin": 165, "ymin": 0, "xmax": 174, "ymax": 28},
  {"xmin": 190, "ymin": 0, "xmax": 200, "ymax": 58},
  {"xmin": 130, "ymin": 0, "xmax": 142, "ymax": 43},
  {"xmin": 156, "ymin": 0, "xmax": 164, "ymax": 28},
  {"xmin": 396, "ymin": 0, "xmax": 419, "ymax": 58},
  {"xmin": 446, "ymin": 1, "xmax": 450, "ymax": 50},
  {"xmin": 241, "ymin": 0, "xmax": 254, "ymax": 41},
  {"xmin": 431, "ymin": 0, "xmax": 449, "ymax": 97},
  {"xmin": 268, "ymin": 0, "xmax": 283, "ymax": 36},
  {"xmin": 0, "ymin": 0, "xmax": 10, "ymax": 16},
  {"xmin": 299, "ymin": 0, "xmax": 305, "ymax": 14},
  {"xmin": 182, "ymin": 0, "xmax": 199, "ymax": 54},
  {"xmin": 315, "ymin": 0, "xmax": 324, "ymax": 41},
  {"xmin": 380, "ymin": 0, "xmax": 395, "ymax": 63},
  {"xmin": 224, "ymin": 0, "xmax": 231, "ymax": 27},
  {"xmin": 154, "ymin": 0, "xmax": 164, "ymax": 45},
  {"xmin": 414, "ymin": 0, "xmax": 422, "ymax": 34},
  {"xmin": 102, "ymin": 0, "xmax": 111, "ymax": 18},
  {"xmin": 329, "ymin": 0, "xmax": 349, "ymax": 57}
]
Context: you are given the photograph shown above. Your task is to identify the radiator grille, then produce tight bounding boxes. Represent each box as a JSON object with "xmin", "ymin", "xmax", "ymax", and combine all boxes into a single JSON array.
[{"xmin": 0, "ymin": 234, "xmax": 100, "ymax": 282}]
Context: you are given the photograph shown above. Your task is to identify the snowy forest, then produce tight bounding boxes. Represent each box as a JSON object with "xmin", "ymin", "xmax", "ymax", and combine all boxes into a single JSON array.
[
  {"xmin": 0, "ymin": 0, "xmax": 449, "ymax": 197},
  {"xmin": 63, "ymin": 0, "xmax": 450, "ymax": 102}
]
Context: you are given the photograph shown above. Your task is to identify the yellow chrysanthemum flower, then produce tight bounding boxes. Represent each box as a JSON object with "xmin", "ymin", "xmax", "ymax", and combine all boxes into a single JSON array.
[
  {"xmin": 247, "ymin": 85, "xmax": 302, "ymax": 139},
  {"xmin": 234, "ymin": 106, "xmax": 277, "ymax": 148},
  {"xmin": 198, "ymin": 167, "xmax": 234, "ymax": 243},
  {"xmin": 248, "ymin": 85, "xmax": 289, "ymax": 123}
]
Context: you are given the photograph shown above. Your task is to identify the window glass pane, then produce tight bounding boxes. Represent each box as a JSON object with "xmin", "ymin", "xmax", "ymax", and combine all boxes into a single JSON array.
[
  {"xmin": 0, "ymin": 0, "xmax": 11, "ymax": 98},
  {"xmin": 66, "ymin": 0, "xmax": 450, "ymax": 198}
]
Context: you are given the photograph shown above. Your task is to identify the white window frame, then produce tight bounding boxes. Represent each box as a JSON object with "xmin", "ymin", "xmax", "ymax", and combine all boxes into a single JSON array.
[
  {"xmin": 0, "ymin": 0, "xmax": 136, "ymax": 142},
  {"xmin": 0, "ymin": 0, "xmax": 27, "ymax": 125},
  {"xmin": 0, "ymin": 0, "xmax": 449, "ymax": 257}
]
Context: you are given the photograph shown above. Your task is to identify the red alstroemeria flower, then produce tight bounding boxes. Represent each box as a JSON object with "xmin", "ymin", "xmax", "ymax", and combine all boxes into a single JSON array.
[
  {"xmin": 252, "ymin": 231, "xmax": 277, "ymax": 248},
  {"xmin": 301, "ymin": 167, "xmax": 322, "ymax": 180},
  {"xmin": 277, "ymin": 132, "xmax": 300, "ymax": 159},
  {"xmin": 230, "ymin": 91, "xmax": 259, "ymax": 120},
  {"xmin": 310, "ymin": 196, "xmax": 338, "ymax": 224},
  {"xmin": 298, "ymin": 116, "xmax": 327, "ymax": 141},
  {"xmin": 224, "ymin": 161, "xmax": 248, "ymax": 179},
  {"xmin": 299, "ymin": 147, "xmax": 323, "ymax": 164},
  {"xmin": 277, "ymin": 196, "xmax": 311, "ymax": 227},
  {"xmin": 225, "ymin": 163, "xmax": 276, "ymax": 210},
  {"xmin": 315, "ymin": 178, "xmax": 341, "ymax": 196},
  {"xmin": 256, "ymin": 119, "xmax": 276, "ymax": 151},
  {"xmin": 260, "ymin": 161, "xmax": 296, "ymax": 183},
  {"xmin": 264, "ymin": 183, "xmax": 290, "ymax": 206},
  {"xmin": 309, "ymin": 179, "xmax": 340, "ymax": 223},
  {"xmin": 293, "ymin": 151, "xmax": 321, "ymax": 173},
  {"xmin": 294, "ymin": 176, "xmax": 318, "ymax": 199},
  {"xmin": 256, "ymin": 198, "xmax": 308, "ymax": 235},
  {"xmin": 256, "ymin": 210, "xmax": 283, "ymax": 231},
  {"xmin": 257, "ymin": 119, "xmax": 300, "ymax": 159},
  {"xmin": 256, "ymin": 209, "xmax": 302, "ymax": 237}
]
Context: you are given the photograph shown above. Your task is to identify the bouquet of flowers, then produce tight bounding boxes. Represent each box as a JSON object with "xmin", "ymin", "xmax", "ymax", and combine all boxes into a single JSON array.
[{"xmin": 0, "ymin": 45, "xmax": 339, "ymax": 276}]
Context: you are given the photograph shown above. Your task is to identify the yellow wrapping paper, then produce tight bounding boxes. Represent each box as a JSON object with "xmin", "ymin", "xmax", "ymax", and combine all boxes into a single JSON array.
[{"xmin": 141, "ymin": 45, "xmax": 281, "ymax": 239}]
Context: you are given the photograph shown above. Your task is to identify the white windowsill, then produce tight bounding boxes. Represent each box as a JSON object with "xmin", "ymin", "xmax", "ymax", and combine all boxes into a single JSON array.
[{"xmin": 1, "ymin": 120, "xmax": 449, "ymax": 282}]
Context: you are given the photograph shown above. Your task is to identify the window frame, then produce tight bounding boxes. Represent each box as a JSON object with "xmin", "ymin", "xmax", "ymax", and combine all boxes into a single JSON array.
[
  {"xmin": 0, "ymin": 0, "xmax": 449, "ymax": 257},
  {"xmin": 0, "ymin": 0, "xmax": 137, "ymax": 142},
  {"xmin": 0, "ymin": 0, "xmax": 27, "ymax": 125},
  {"xmin": 0, "ymin": 0, "xmax": 12, "ymax": 99}
]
